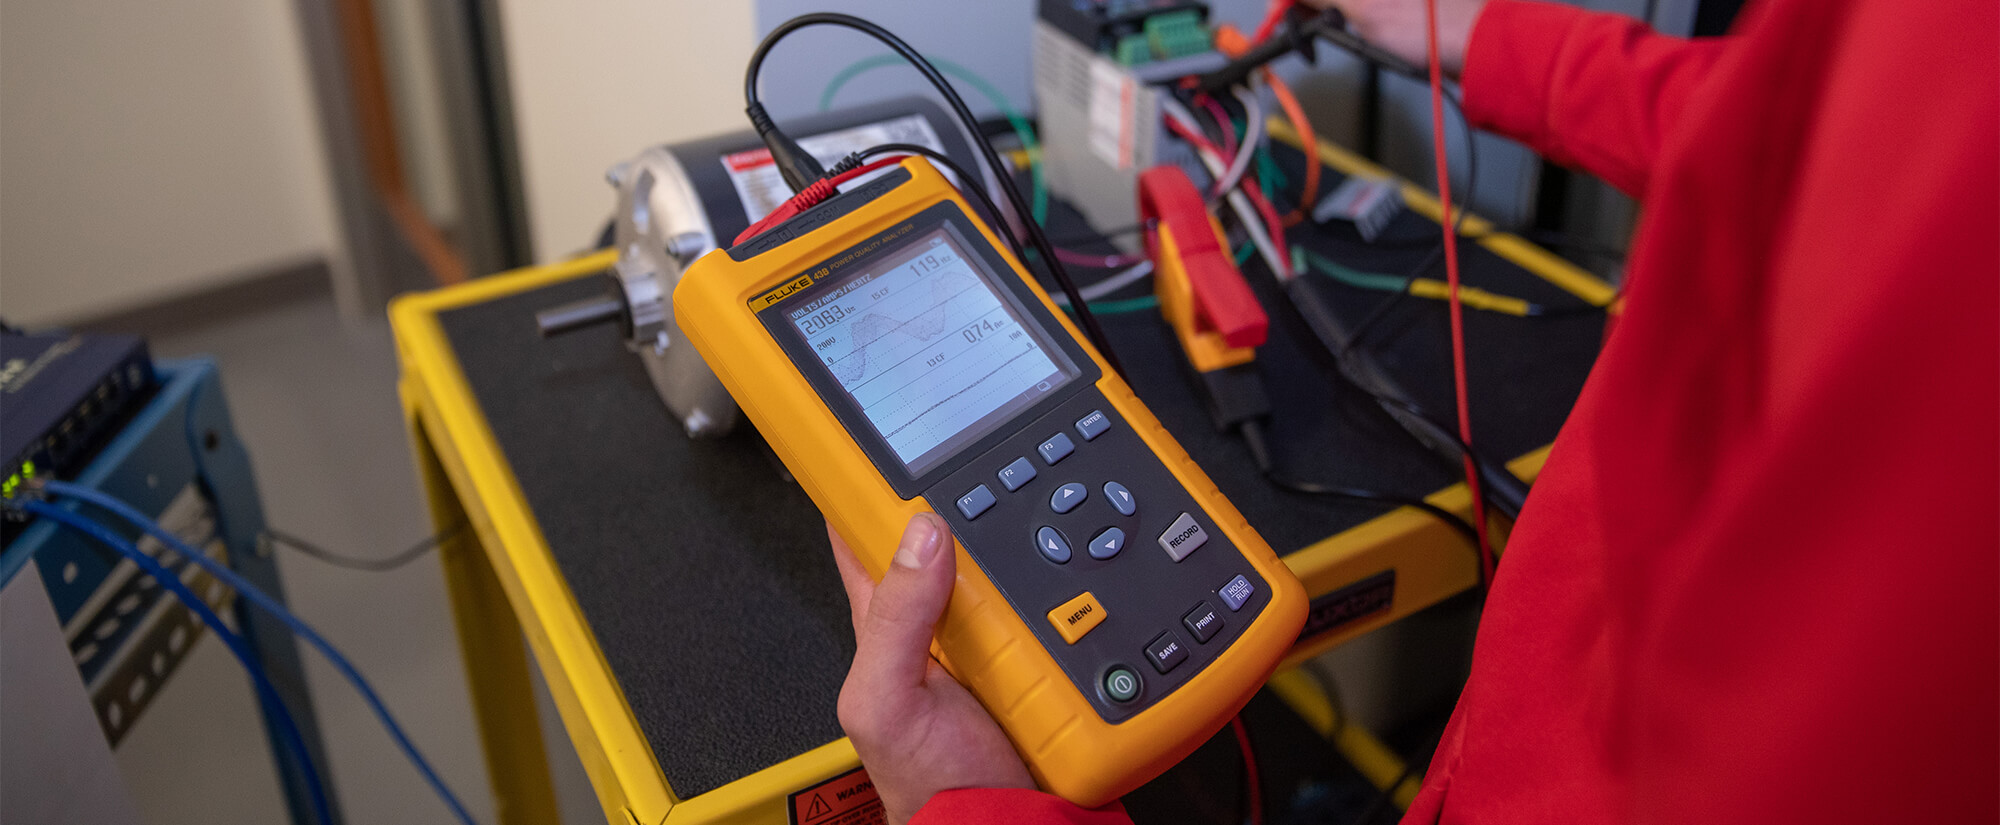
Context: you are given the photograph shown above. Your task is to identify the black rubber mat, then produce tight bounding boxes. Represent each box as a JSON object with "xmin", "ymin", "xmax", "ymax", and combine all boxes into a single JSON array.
[
  {"xmin": 441, "ymin": 284, "xmax": 855, "ymax": 799},
  {"xmin": 435, "ymin": 148, "xmax": 1602, "ymax": 798}
]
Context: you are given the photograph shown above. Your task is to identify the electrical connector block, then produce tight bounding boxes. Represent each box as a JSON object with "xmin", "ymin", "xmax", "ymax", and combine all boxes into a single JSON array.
[
  {"xmin": 1145, "ymin": 10, "xmax": 1211, "ymax": 60},
  {"xmin": 1313, "ymin": 176, "xmax": 1403, "ymax": 242},
  {"xmin": 1116, "ymin": 33, "xmax": 1153, "ymax": 65}
]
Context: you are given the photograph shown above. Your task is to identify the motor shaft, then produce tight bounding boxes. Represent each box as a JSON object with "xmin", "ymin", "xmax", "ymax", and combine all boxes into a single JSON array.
[{"xmin": 535, "ymin": 296, "xmax": 625, "ymax": 337}]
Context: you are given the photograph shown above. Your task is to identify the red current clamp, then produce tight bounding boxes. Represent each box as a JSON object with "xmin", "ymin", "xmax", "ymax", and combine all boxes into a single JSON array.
[{"xmin": 1139, "ymin": 165, "xmax": 1269, "ymax": 372}]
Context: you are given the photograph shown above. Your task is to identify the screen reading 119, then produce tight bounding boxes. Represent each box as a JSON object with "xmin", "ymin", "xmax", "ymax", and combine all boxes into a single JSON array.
[{"xmin": 787, "ymin": 227, "xmax": 1071, "ymax": 475}]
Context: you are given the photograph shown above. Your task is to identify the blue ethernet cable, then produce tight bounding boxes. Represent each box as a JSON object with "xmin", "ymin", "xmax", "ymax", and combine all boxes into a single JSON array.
[
  {"xmin": 10, "ymin": 498, "xmax": 335, "ymax": 825},
  {"xmin": 41, "ymin": 480, "xmax": 479, "ymax": 825}
]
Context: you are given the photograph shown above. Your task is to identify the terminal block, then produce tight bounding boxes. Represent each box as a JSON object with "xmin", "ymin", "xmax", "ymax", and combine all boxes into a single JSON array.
[
  {"xmin": 1040, "ymin": 0, "xmax": 1212, "ymax": 56},
  {"xmin": 1145, "ymin": 10, "xmax": 1212, "ymax": 61}
]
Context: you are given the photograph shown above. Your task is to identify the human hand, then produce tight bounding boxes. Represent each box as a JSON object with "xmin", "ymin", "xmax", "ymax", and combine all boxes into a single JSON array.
[
  {"xmin": 1303, "ymin": 0, "xmax": 1490, "ymax": 76},
  {"xmin": 828, "ymin": 513, "xmax": 1035, "ymax": 824}
]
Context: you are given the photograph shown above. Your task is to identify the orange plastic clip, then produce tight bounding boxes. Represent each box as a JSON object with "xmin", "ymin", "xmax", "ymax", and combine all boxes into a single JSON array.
[{"xmin": 1139, "ymin": 166, "xmax": 1269, "ymax": 373}]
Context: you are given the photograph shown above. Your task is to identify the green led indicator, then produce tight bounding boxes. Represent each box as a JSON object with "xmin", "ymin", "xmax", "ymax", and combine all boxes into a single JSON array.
[
  {"xmin": 20, "ymin": 460, "xmax": 35, "ymax": 477},
  {"xmin": 3, "ymin": 475, "xmax": 18, "ymax": 497}
]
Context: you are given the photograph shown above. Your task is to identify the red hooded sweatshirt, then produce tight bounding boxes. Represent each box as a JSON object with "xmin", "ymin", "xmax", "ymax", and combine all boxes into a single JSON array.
[{"xmin": 914, "ymin": 1, "xmax": 1999, "ymax": 822}]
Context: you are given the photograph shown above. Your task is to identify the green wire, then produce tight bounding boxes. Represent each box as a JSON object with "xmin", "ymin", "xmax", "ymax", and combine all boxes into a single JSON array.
[
  {"xmin": 1235, "ymin": 242, "xmax": 1256, "ymax": 266},
  {"xmin": 1293, "ymin": 245, "xmax": 1412, "ymax": 292},
  {"xmin": 820, "ymin": 55, "xmax": 1048, "ymax": 227},
  {"xmin": 1257, "ymin": 147, "xmax": 1287, "ymax": 196},
  {"xmin": 1066, "ymin": 295, "xmax": 1160, "ymax": 316},
  {"xmin": 1258, "ymin": 152, "xmax": 1277, "ymax": 211}
]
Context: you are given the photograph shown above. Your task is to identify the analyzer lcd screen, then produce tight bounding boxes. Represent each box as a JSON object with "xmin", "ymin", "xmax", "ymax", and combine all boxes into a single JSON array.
[{"xmin": 778, "ymin": 225, "xmax": 1076, "ymax": 477}]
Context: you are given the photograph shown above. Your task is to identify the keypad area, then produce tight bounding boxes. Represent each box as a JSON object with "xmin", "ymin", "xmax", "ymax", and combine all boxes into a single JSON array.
[{"xmin": 928, "ymin": 387, "xmax": 1273, "ymax": 723}]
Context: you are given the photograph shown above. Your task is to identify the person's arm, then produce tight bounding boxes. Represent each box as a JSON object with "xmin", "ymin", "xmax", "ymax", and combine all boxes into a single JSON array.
[
  {"xmin": 1459, "ymin": 0, "xmax": 1732, "ymax": 197},
  {"xmin": 911, "ymin": 788, "xmax": 1134, "ymax": 824},
  {"xmin": 1317, "ymin": 0, "xmax": 1733, "ymax": 197},
  {"xmin": 827, "ymin": 514, "xmax": 1135, "ymax": 825}
]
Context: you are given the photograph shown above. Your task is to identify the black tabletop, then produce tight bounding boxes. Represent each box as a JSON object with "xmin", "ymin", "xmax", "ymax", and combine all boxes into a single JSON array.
[{"xmin": 436, "ymin": 145, "xmax": 1605, "ymax": 798}]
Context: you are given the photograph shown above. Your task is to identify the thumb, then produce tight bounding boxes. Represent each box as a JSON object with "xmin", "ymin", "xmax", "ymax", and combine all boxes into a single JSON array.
[{"xmin": 852, "ymin": 512, "xmax": 956, "ymax": 690}]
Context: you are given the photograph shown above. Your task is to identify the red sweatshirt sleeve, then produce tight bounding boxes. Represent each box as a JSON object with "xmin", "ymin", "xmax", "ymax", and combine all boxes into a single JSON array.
[
  {"xmin": 1460, "ymin": 0, "xmax": 1732, "ymax": 197},
  {"xmin": 909, "ymin": 788, "xmax": 1132, "ymax": 825}
]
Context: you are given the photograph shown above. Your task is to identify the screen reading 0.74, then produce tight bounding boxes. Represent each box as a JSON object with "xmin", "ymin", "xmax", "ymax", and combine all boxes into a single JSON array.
[{"xmin": 785, "ymin": 227, "xmax": 1071, "ymax": 476}]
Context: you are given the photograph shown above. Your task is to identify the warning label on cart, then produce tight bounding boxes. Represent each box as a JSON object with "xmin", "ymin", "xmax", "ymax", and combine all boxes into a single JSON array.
[
  {"xmin": 788, "ymin": 768, "xmax": 884, "ymax": 825},
  {"xmin": 720, "ymin": 114, "xmax": 947, "ymax": 224}
]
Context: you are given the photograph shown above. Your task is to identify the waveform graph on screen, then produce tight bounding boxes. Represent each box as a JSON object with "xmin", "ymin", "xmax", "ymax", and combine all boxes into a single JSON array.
[
  {"xmin": 830, "ymin": 267, "xmax": 968, "ymax": 388},
  {"xmin": 792, "ymin": 232, "xmax": 1064, "ymax": 464}
]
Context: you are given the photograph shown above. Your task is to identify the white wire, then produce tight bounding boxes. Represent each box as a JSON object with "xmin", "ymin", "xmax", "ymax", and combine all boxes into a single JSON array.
[
  {"xmin": 1079, "ymin": 260, "xmax": 1155, "ymax": 301},
  {"xmin": 1049, "ymin": 260, "xmax": 1155, "ymax": 306},
  {"xmin": 1159, "ymin": 96, "xmax": 1291, "ymax": 281},
  {"xmin": 1213, "ymin": 83, "xmax": 1263, "ymax": 196}
]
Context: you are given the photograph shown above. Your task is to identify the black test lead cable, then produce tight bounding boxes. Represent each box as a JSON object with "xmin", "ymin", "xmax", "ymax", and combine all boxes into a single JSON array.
[
  {"xmin": 1187, "ymin": 12, "xmax": 1523, "ymax": 524},
  {"xmin": 1237, "ymin": 418, "xmax": 1484, "ymax": 554},
  {"xmin": 265, "ymin": 523, "xmax": 464, "ymax": 573},
  {"xmin": 1155, "ymin": 28, "xmax": 1504, "ymax": 552},
  {"xmin": 743, "ymin": 13, "xmax": 1124, "ymax": 376},
  {"xmin": 1280, "ymin": 261, "xmax": 1530, "ymax": 523},
  {"xmin": 857, "ymin": 144, "xmax": 1029, "ymax": 259}
]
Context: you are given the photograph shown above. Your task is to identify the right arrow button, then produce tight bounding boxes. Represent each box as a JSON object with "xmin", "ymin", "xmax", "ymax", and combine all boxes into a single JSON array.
[{"xmin": 1103, "ymin": 481, "xmax": 1137, "ymax": 517}]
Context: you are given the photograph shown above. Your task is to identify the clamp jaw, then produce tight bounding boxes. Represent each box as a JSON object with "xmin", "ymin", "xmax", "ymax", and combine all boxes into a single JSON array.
[{"xmin": 1140, "ymin": 166, "xmax": 1271, "ymax": 431}]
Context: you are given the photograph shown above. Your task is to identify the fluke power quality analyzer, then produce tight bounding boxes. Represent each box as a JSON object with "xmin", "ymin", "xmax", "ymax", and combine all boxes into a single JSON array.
[{"xmin": 674, "ymin": 156, "xmax": 1306, "ymax": 806}]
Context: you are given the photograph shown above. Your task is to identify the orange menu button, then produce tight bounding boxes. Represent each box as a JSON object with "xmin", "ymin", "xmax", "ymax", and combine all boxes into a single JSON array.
[{"xmin": 1046, "ymin": 592, "xmax": 1107, "ymax": 644}]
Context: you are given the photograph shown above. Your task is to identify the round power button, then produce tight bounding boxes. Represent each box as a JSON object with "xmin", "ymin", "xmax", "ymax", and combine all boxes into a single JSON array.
[{"xmin": 1103, "ymin": 666, "xmax": 1141, "ymax": 703}]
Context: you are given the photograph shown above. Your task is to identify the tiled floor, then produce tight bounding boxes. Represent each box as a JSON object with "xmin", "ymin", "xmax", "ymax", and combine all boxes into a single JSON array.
[{"xmin": 114, "ymin": 287, "xmax": 599, "ymax": 824}]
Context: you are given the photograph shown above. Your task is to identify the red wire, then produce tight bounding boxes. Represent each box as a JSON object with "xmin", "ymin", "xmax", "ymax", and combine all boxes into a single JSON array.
[
  {"xmin": 832, "ymin": 156, "xmax": 906, "ymax": 187},
  {"xmin": 1052, "ymin": 246, "xmax": 1146, "ymax": 269},
  {"xmin": 1422, "ymin": 0, "xmax": 1496, "ymax": 584},
  {"xmin": 1164, "ymin": 117, "xmax": 1220, "ymax": 160},
  {"xmin": 1239, "ymin": 179, "xmax": 1293, "ymax": 280},
  {"xmin": 1196, "ymin": 94, "xmax": 1239, "ymax": 160},
  {"xmin": 1250, "ymin": 0, "xmax": 1295, "ymax": 45},
  {"xmin": 1230, "ymin": 715, "xmax": 1265, "ymax": 825},
  {"xmin": 1163, "ymin": 116, "xmax": 1230, "ymax": 191},
  {"xmin": 1164, "ymin": 115, "xmax": 1293, "ymax": 280},
  {"xmin": 733, "ymin": 156, "xmax": 905, "ymax": 245}
]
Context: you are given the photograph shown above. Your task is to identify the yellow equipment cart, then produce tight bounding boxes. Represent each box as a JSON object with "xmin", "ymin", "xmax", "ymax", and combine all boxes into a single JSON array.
[{"xmin": 389, "ymin": 129, "xmax": 1614, "ymax": 825}]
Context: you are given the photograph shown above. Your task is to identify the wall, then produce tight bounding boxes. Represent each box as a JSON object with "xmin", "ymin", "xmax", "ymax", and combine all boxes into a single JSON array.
[
  {"xmin": 0, "ymin": 0, "xmax": 342, "ymax": 326},
  {"xmin": 493, "ymin": 0, "xmax": 1549, "ymax": 265},
  {"xmin": 494, "ymin": 0, "xmax": 757, "ymax": 263},
  {"xmin": 376, "ymin": 0, "xmax": 462, "ymax": 228},
  {"xmin": 496, "ymin": 1, "xmax": 1303, "ymax": 265},
  {"xmin": 498, "ymin": 1, "xmax": 1054, "ymax": 265},
  {"xmin": 752, "ymin": 0, "xmax": 1040, "ymax": 121}
]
